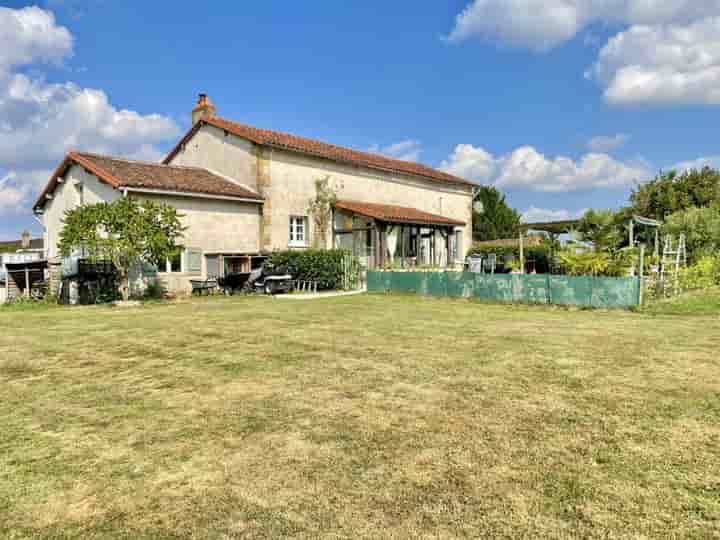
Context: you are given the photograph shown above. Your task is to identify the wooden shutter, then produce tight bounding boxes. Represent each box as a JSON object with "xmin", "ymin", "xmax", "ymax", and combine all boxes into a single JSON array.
[{"xmin": 185, "ymin": 248, "xmax": 203, "ymax": 274}]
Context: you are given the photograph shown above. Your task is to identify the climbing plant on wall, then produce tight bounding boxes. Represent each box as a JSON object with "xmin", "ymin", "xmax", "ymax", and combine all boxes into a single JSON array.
[{"xmin": 307, "ymin": 175, "xmax": 337, "ymax": 249}]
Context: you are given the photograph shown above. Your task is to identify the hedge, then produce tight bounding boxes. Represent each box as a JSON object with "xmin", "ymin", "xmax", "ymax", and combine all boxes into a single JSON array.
[
  {"xmin": 467, "ymin": 243, "xmax": 551, "ymax": 273},
  {"xmin": 266, "ymin": 249, "xmax": 350, "ymax": 290}
]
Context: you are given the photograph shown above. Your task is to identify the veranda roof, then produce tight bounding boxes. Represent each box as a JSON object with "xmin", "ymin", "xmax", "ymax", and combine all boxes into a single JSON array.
[{"xmin": 335, "ymin": 200, "xmax": 465, "ymax": 227}]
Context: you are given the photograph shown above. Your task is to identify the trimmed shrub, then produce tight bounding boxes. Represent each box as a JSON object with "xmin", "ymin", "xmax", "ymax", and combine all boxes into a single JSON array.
[
  {"xmin": 467, "ymin": 243, "xmax": 551, "ymax": 273},
  {"xmin": 266, "ymin": 249, "xmax": 350, "ymax": 290}
]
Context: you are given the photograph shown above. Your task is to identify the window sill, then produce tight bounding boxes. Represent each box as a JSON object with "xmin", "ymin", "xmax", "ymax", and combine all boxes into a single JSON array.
[{"xmin": 288, "ymin": 243, "xmax": 309, "ymax": 249}]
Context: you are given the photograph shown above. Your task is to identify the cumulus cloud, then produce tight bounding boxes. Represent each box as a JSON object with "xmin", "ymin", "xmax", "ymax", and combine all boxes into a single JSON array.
[
  {"xmin": 0, "ymin": 6, "xmax": 73, "ymax": 72},
  {"xmin": 587, "ymin": 134, "xmax": 629, "ymax": 152},
  {"xmin": 0, "ymin": 74, "xmax": 179, "ymax": 169},
  {"xmin": 368, "ymin": 140, "xmax": 422, "ymax": 162},
  {"xmin": 0, "ymin": 169, "xmax": 51, "ymax": 215},
  {"xmin": 522, "ymin": 206, "xmax": 587, "ymax": 223},
  {"xmin": 669, "ymin": 155, "xmax": 720, "ymax": 173},
  {"xmin": 441, "ymin": 143, "xmax": 650, "ymax": 192},
  {"xmin": 589, "ymin": 17, "xmax": 720, "ymax": 105},
  {"xmin": 447, "ymin": 0, "xmax": 720, "ymax": 50},
  {"xmin": 0, "ymin": 6, "xmax": 180, "ymax": 240}
]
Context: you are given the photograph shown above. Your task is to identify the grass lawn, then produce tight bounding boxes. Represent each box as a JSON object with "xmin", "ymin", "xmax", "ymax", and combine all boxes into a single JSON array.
[{"xmin": 1, "ymin": 293, "xmax": 719, "ymax": 539}]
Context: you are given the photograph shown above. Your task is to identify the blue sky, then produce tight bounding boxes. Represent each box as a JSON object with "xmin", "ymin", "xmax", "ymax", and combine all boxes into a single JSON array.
[{"xmin": 2, "ymin": 0, "xmax": 720, "ymax": 239}]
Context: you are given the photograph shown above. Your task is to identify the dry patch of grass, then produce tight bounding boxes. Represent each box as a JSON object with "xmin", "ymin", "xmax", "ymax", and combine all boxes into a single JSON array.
[{"xmin": 1, "ymin": 294, "xmax": 719, "ymax": 538}]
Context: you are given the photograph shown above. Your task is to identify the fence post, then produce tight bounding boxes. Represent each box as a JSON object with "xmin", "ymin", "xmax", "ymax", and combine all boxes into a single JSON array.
[
  {"xmin": 638, "ymin": 245, "xmax": 645, "ymax": 307},
  {"xmin": 546, "ymin": 273, "xmax": 552, "ymax": 305}
]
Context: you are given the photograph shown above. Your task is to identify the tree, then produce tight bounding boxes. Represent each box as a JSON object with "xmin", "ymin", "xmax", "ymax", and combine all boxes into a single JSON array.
[
  {"xmin": 472, "ymin": 186, "xmax": 521, "ymax": 241},
  {"xmin": 59, "ymin": 198, "xmax": 185, "ymax": 301},
  {"xmin": 630, "ymin": 167, "xmax": 720, "ymax": 220},
  {"xmin": 663, "ymin": 205, "xmax": 720, "ymax": 262},
  {"xmin": 307, "ymin": 175, "xmax": 337, "ymax": 249},
  {"xmin": 576, "ymin": 209, "xmax": 624, "ymax": 253}
]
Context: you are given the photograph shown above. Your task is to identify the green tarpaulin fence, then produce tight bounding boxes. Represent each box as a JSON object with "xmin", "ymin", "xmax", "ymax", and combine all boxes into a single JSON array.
[{"xmin": 367, "ymin": 271, "xmax": 640, "ymax": 308}]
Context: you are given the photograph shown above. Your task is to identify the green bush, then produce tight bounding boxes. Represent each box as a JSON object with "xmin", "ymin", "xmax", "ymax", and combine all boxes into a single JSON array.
[
  {"xmin": 663, "ymin": 205, "xmax": 720, "ymax": 262},
  {"xmin": 467, "ymin": 243, "xmax": 551, "ymax": 273},
  {"xmin": 266, "ymin": 249, "xmax": 350, "ymax": 290},
  {"xmin": 679, "ymin": 254, "xmax": 720, "ymax": 291}
]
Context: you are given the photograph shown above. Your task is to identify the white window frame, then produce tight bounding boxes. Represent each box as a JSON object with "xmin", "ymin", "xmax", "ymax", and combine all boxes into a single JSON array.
[
  {"xmin": 289, "ymin": 215, "xmax": 308, "ymax": 247},
  {"xmin": 165, "ymin": 250, "xmax": 184, "ymax": 273}
]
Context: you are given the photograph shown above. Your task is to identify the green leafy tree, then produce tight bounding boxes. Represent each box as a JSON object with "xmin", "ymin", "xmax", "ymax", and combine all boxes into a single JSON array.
[
  {"xmin": 576, "ymin": 209, "xmax": 625, "ymax": 253},
  {"xmin": 59, "ymin": 198, "xmax": 185, "ymax": 301},
  {"xmin": 630, "ymin": 167, "xmax": 720, "ymax": 220},
  {"xmin": 663, "ymin": 205, "xmax": 720, "ymax": 262},
  {"xmin": 307, "ymin": 175, "xmax": 337, "ymax": 249},
  {"xmin": 472, "ymin": 186, "xmax": 521, "ymax": 241}
]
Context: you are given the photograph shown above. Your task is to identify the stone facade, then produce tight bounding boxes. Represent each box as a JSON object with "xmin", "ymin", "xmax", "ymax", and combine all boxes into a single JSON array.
[{"xmin": 167, "ymin": 124, "xmax": 474, "ymax": 258}]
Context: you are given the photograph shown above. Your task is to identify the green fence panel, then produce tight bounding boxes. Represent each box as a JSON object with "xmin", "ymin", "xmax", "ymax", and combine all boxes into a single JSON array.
[
  {"xmin": 390, "ymin": 271, "xmax": 421, "ymax": 293},
  {"xmin": 366, "ymin": 272, "xmax": 639, "ymax": 308},
  {"xmin": 589, "ymin": 276, "xmax": 640, "ymax": 308},
  {"xmin": 367, "ymin": 271, "xmax": 389, "ymax": 292},
  {"xmin": 515, "ymin": 274, "xmax": 552, "ymax": 304},
  {"xmin": 549, "ymin": 275, "xmax": 589, "ymax": 306}
]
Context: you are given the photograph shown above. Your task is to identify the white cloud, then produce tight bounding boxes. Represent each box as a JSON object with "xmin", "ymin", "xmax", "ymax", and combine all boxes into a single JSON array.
[
  {"xmin": 590, "ymin": 17, "xmax": 720, "ymax": 105},
  {"xmin": 447, "ymin": 0, "xmax": 720, "ymax": 50},
  {"xmin": 0, "ymin": 7, "xmax": 180, "ymax": 239},
  {"xmin": 587, "ymin": 133, "xmax": 629, "ymax": 152},
  {"xmin": 441, "ymin": 144, "xmax": 650, "ymax": 192},
  {"xmin": 368, "ymin": 140, "xmax": 422, "ymax": 162},
  {"xmin": 669, "ymin": 155, "xmax": 720, "ymax": 173},
  {"xmin": 522, "ymin": 206, "xmax": 587, "ymax": 223},
  {"xmin": 0, "ymin": 169, "xmax": 50, "ymax": 215},
  {"xmin": 0, "ymin": 6, "xmax": 73, "ymax": 72},
  {"xmin": 0, "ymin": 73, "xmax": 179, "ymax": 169}
]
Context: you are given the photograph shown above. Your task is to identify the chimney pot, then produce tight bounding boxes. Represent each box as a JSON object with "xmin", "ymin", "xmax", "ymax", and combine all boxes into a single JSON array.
[
  {"xmin": 21, "ymin": 230, "xmax": 30, "ymax": 249},
  {"xmin": 192, "ymin": 93, "xmax": 216, "ymax": 125}
]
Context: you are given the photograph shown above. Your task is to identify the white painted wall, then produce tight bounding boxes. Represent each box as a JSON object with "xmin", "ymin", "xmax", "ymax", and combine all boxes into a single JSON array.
[
  {"xmin": 42, "ymin": 164, "xmax": 121, "ymax": 259},
  {"xmin": 169, "ymin": 124, "xmax": 259, "ymax": 192}
]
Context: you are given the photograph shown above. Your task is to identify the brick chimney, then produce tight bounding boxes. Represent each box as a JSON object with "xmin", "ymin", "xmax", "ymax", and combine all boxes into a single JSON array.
[
  {"xmin": 191, "ymin": 93, "xmax": 217, "ymax": 125},
  {"xmin": 21, "ymin": 230, "xmax": 31, "ymax": 249}
]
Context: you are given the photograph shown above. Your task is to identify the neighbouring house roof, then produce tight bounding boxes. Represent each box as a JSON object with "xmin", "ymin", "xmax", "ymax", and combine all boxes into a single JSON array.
[
  {"xmin": 0, "ymin": 238, "xmax": 44, "ymax": 252},
  {"xmin": 33, "ymin": 152, "xmax": 264, "ymax": 211},
  {"xmin": 335, "ymin": 199, "xmax": 465, "ymax": 227},
  {"xmin": 164, "ymin": 116, "xmax": 475, "ymax": 188}
]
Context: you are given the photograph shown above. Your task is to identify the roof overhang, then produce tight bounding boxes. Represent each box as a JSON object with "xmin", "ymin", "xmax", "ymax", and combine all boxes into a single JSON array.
[
  {"xmin": 33, "ymin": 152, "xmax": 123, "ymax": 211},
  {"xmin": 335, "ymin": 199, "xmax": 465, "ymax": 228}
]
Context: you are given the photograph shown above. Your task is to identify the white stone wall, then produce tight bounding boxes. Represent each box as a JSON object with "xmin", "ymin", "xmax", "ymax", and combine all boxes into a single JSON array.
[
  {"xmin": 132, "ymin": 193, "xmax": 261, "ymax": 256},
  {"xmin": 267, "ymin": 148, "xmax": 473, "ymax": 257},
  {"xmin": 41, "ymin": 164, "xmax": 263, "ymax": 293},
  {"xmin": 42, "ymin": 164, "xmax": 121, "ymax": 259},
  {"xmin": 169, "ymin": 124, "xmax": 259, "ymax": 192},
  {"xmin": 167, "ymin": 127, "xmax": 474, "ymax": 259}
]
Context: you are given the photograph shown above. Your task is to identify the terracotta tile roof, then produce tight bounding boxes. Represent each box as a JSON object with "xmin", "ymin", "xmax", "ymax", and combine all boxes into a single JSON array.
[
  {"xmin": 335, "ymin": 199, "xmax": 465, "ymax": 227},
  {"xmin": 34, "ymin": 152, "xmax": 263, "ymax": 210},
  {"xmin": 164, "ymin": 116, "xmax": 474, "ymax": 188}
]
